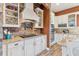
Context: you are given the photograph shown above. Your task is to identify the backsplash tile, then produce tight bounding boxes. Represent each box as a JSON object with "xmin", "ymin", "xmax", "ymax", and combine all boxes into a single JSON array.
[{"xmin": 3, "ymin": 27, "xmax": 20, "ymax": 33}]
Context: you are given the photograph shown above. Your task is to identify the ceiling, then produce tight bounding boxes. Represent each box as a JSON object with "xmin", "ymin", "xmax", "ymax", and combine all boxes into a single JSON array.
[{"xmin": 51, "ymin": 3, "xmax": 79, "ymax": 12}]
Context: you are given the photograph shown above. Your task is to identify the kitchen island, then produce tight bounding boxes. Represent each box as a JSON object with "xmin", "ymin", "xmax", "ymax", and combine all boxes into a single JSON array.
[{"xmin": 57, "ymin": 33, "xmax": 79, "ymax": 56}]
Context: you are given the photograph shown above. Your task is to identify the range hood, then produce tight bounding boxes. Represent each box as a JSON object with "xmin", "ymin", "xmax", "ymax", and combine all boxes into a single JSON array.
[{"xmin": 22, "ymin": 3, "xmax": 39, "ymax": 21}]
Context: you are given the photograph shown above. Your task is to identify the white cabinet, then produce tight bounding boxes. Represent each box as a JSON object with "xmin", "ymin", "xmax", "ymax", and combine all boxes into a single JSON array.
[
  {"xmin": 0, "ymin": 4, "xmax": 3, "ymax": 38},
  {"xmin": 7, "ymin": 40, "xmax": 24, "ymax": 56},
  {"xmin": 55, "ymin": 15, "xmax": 68, "ymax": 28},
  {"xmin": 68, "ymin": 14, "xmax": 76, "ymax": 28},
  {"xmin": 25, "ymin": 35, "xmax": 47, "ymax": 56},
  {"xmin": 35, "ymin": 36, "xmax": 42, "ymax": 55},
  {"xmin": 41, "ymin": 35, "xmax": 47, "ymax": 51},
  {"xmin": 67, "ymin": 41, "xmax": 79, "ymax": 56},
  {"xmin": 2, "ymin": 44, "xmax": 7, "ymax": 56},
  {"xmin": 0, "ymin": 3, "xmax": 3, "ymax": 12},
  {"xmin": 62, "ymin": 41, "xmax": 79, "ymax": 56},
  {"xmin": 35, "ymin": 35, "xmax": 47, "ymax": 55},
  {"xmin": 3, "ymin": 3, "xmax": 20, "ymax": 27},
  {"xmin": 34, "ymin": 8, "xmax": 43, "ymax": 28},
  {"xmin": 54, "ymin": 12, "xmax": 79, "ymax": 28},
  {"xmin": 25, "ymin": 37, "xmax": 35, "ymax": 56},
  {"xmin": 3, "ymin": 35, "xmax": 47, "ymax": 56}
]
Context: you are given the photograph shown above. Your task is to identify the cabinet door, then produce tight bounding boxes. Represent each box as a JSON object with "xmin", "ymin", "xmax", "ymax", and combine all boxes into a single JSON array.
[
  {"xmin": 35, "ymin": 36, "xmax": 42, "ymax": 55},
  {"xmin": 34, "ymin": 8, "xmax": 43, "ymax": 28},
  {"xmin": 7, "ymin": 41, "xmax": 24, "ymax": 56},
  {"xmin": 3, "ymin": 3, "xmax": 19, "ymax": 27},
  {"xmin": 0, "ymin": 12, "xmax": 3, "ymax": 27},
  {"xmin": 0, "ymin": 4, "xmax": 3, "ymax": 27},
  {"xmin": 68, "ymin": 14, "xmax": 75, "ymax": 27},
  {"xmin": 25, "ymin": 37, "xmax": 35, "ymax": 56},
  {"xmin": 41, "ymin": 35, "xmax": 47, "ymax": 51},
  {"xmin": 2, "ymin": 44, "xmax": 7, "ymax": 56},
  {"xmin": 67, "ymin": 41, "xmax": 79, "ymax": 56},
  {"xmin": 55, "ymin": 15, "xmax": 68, "ymax": 28}
]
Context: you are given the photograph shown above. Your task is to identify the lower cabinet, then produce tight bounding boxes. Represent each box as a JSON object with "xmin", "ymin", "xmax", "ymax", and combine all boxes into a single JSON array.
[
  {"xmin": 7, "ymin": 41, "xmax": 24, "ymax": 56},
  {"xmin": 62, "ymin": 41, "xmax": 79, "ymax": 56},
  {"xmin": 2, "ymin": 44, "xmax": 7, "ymax": 56},
  {"xmin": 3, "ymin": 35, "xmax": 47, "ymax": 56},
  {"xmin": 25, "ymin": 35, "xmax": 47, "ymax": 56},
  {"xmin": 67, "ymin": 41, "xmax": 79, "ymax": 56},
  {"xmin": 35, "ymin": 36, "xmax": 42, "ymax": 55},
  {"xmin": 25, "ymin": 37, "xmax": 35, "ymax": 56},
  {"xmin": 41, "ymin": 35, "xmax": 47, "ymax": 51}
]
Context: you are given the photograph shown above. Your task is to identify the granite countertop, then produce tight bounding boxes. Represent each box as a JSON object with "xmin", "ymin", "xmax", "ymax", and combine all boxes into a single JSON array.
[
  {"xmin": 57, "ymin": 35, "xmax": 79, "ymax": 46},
  {"xmin": 3, "ymin": 36, "xmax": 23, "ymax": 44},
  {"xmin": 3, "ymin": 34, "xmax": 46, "ymax": 44},
  {"xmin": 55, "ymin": 32, "xmax": 79, "ymax": 35}
]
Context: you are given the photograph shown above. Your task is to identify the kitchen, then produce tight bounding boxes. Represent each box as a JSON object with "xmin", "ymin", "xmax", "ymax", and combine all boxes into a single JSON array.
[
  {"xmin": 1, "ymin": 3, "xmax": 79, "ymax": 56},
  {"xmin": 0, "ymin": 3, "xmax": 50, "ymax": 56},
  {"xmin": 50, "ymin": 3, "xmax": 79, "ymax": 56}
]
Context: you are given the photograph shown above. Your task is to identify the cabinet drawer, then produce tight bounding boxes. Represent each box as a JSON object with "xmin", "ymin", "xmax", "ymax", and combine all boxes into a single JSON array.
[
  {"xmin": 7, "ymin": 40, "xmax": 24, "ymax": 56},
  {"xmin": 8, "ymin": 41, "xmax": 24, "ymax": 47}
]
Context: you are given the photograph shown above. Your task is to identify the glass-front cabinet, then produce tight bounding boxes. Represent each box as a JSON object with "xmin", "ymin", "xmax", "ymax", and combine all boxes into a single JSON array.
[
  {"xmin": 68, "ymin": 14, "xmax": 76, "ymax": 27},
  {"xmin": 34, "ymin": 7, "xmax": 43, "ymax": 28},
  {"xmin": 3, "ymin": 3, "xmax": 19, "ymax": 27},
  {"xmin": 0, "ymin": 3, "xmax": 3, "ymax": 27}
]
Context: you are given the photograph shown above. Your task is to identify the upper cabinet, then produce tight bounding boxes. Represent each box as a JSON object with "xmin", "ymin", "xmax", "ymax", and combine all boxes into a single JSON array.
[
  {"xmin": 68, "ymin": 14, "xmax": 76, "ymax": 27},
  {"xmin": 34, "ymin": 8, "xmax": 44, "ymax": 28},
  {"xmin": 0, "ymin": 4, "xmax": 3, "ymax": 27},
  {"xmin": 55, "ymin": 15, "xmax": 68, "ymax": 28},
  {"xmin": 0, "ymin": 4, "xmax": 3, "ymax": 12},
  {"xmin": 33, "ymin": 3, "xmax": 44, "ymax": 28},
  {"xmin": 3, "ymin": 3, "xmax": 19, "ymax": 27},
  {"xmin": 54, "ymin": 12, "xmax": 79, "ymax": 28}
]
